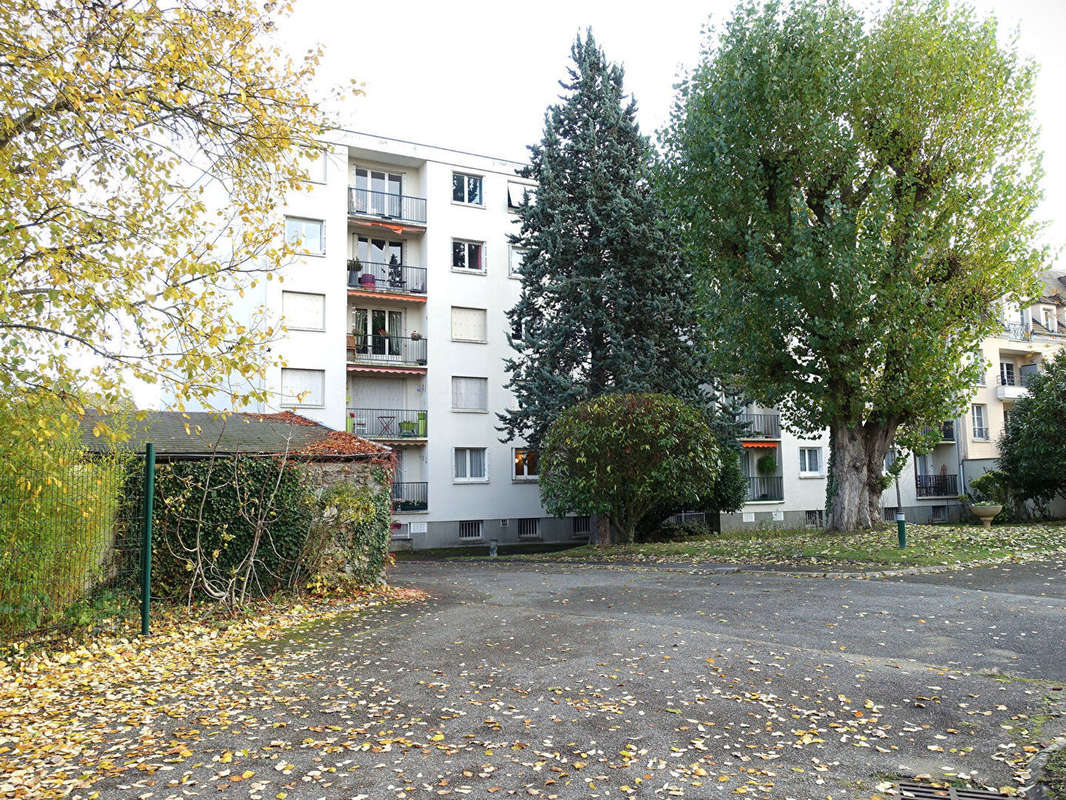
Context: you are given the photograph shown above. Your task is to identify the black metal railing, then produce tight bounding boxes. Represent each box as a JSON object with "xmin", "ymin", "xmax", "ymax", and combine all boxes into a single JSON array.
[
  {"xmin": 924, "ymin": 421, "xmax": 955, "ymax": 441},
  {"xmin": 346, "ymin": 335, "xmax": 427, "ymax": 366},
  {"xmin": 392, "ymin": 482, "xmax": 428, "ymax": 512},
  {"xmin": 916, "ymin": 474, "xmax": 958, "ymax": 497},
  {"xmin": 746, "ymin": 476, "xmax": 784, "ymax": 501},
  {"xmin": 738, "ymin": 412, "xmax": 781, "ymax": 438},
  {"xmin": 348, "ymin": 188, "xmax": 427, "ymax": 225},
  {"xmin": 1000, "ymin": 371, "xmax": 1035, "ymax": 388},
  {"xmin": 347, "ymin": 261, "xmax": 427, "ymax": 296},
  {"xmin": 346, "ymin": 408, "xmax": 427, "ymax": 438},
  {"xmin": 1004, "ymin": 322, "xmax": 1032, "ymax": 341}
]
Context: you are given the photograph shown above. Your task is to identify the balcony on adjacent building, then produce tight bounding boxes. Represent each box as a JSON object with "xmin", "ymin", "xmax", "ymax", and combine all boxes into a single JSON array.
[
  {"xmin": 346, "ymin": 334, "xmax": 427, "ymax": 372},
  {"xmin": 348, "ymin": 188, "xmax": 427, "ymax": 227},
  {"xmin": 1003, "ymin": 321, "xmax": 1033, "ymax": 341},
  {"xmin": 922, "ymin": 421, "xmax": 956, "ymax": 442},
  {"xmin": 347, "ymin": 260, "xmax": 427, "ymax": 299},
  {"xmin": 392, "ymin": 481, "xmax": 428, "ymax": 513},
  {"xmin": 746, "ymin": 475, "xmax": 784, "ymax": 502},
  {"xmin": 996, "ymin": 371, "xmax": 1033, "ymax": 401},
  {"xmin": 347, "ymin": 407, "xmax": 427, "ymax": 442},
  {"xmin": 738, "ymin": 412, "xmax": 781, "ymax": 439},
  {"xmin": 916, "ymin": 473, "xmax": 958, "ymax": 498}
]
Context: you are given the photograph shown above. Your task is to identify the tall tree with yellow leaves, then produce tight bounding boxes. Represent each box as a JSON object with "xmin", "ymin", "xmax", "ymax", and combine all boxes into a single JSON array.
[{"xmin": 0, "ymin": 0, "xmax": 346, "ymax": 429}]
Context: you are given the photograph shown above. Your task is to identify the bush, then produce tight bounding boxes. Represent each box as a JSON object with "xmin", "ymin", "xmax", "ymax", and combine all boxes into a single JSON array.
[
  {"xmin": 151, "ymin": 455, "xmax": 313, "ymax": 605},
  {"xmin": 540, "ymin": 393, "xmax": 722, "ymax": 544},
  {"xmin": 0, "ymin": 395, "xmax": 127, "ymax": 635},
  {"xmin": 637, "ymin": 519, "xmax": 712, "ymax": 543},
  {"xmin": 302, "ymin": 472, "xmax": 393, "ymax": 593}
]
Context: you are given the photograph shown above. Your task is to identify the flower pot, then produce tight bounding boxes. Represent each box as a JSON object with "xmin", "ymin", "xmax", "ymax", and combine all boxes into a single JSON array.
[{"xmin": 970, "ymin": 503, "xmax": 1002, "ymax": 528}]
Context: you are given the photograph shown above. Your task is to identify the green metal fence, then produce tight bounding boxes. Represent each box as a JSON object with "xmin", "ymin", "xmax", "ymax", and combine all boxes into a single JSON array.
[{"xmin": 0, "ymin": 443, "xmax": 148, "ymax": 638}]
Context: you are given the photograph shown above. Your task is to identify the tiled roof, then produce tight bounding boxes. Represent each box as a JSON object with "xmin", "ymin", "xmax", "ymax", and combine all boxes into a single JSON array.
[
  {"xmin": 1037, "ymin": 270, "xmax": 1066, "ymax": 305},
  {"xmin": 80, "ymin": 410, "xmax": 390, "ymax": 460}
]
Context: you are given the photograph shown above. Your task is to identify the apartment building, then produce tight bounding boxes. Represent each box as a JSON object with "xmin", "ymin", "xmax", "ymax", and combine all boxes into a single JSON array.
[
  {"xmin": 213, "ymin": 131, "xmax": 593, "ymax": 549},
  {"xmin": 725, "ymin": 271, "xmax": 1066, "ymax": 529}
]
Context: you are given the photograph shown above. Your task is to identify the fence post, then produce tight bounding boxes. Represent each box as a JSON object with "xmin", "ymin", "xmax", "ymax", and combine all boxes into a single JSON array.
[{"xmin": 141, "ymin": 442, "xmax": 155, "ymax": 636}]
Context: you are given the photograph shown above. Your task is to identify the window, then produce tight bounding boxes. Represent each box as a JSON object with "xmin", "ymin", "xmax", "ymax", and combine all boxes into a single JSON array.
[
  {"xmin": 452, "ymin": 173, "xmax": 483, "ymax": 206},
  {"xmin": 306, "ymin": 149, "xmax": 327, "ymax": 184},
  {"xmin": 1044, "ymin": 308, "xmax": 1056, "ymax": 332},
  {"xmin": 353, "ymin": 168, "xmax": 403, "ymax": 216},
  {"xmin": 517, "ymin": 518, "xmax": 540, "ymax": 539},
  {"xmin": 458, "ymin": 520, "xmax": 483, "ymax": 540},
  {"xmin": 972, "ymin": 404, "xmax": 989, "ymax": 440},
  {"xmin": 454, "ymin": 448, "xmax": 487, "ymax": 481},
  {"xmin": 1000, "ymin": 361, "xmax": 1016, "ymax": 386},
  {"xmin": 507, "ymin": 182, "xmax": 535, "ymax": 210},
  {"xmin": 509, "ymin": 247, "xmax": 527, "ymax": 277},
  {"xmin": 285, "ymin": 217, "xmax": 325, "ymax": 255},
  {"xmin": 931, "ymin": 505, "xmax": 947, "ymax": 523},
  {"xmin": 391, "ymin": 522, "xmax": 411, "ymax": 541},
  {"xmin": 451, "ymin": 307, "xmax": 487, "ymax": 342},
  {"xmin": 451, "ymin": 377, "xmax": 488, "ymax": 411},
  {"xmin": 281, "ymin": 291, "xmax": 325, "ymax": 331},
  {"xmin": 452, "ymin": 239, "xmax": 485, "ymax": 272},
  {"xmin": 572, "ymin": 516, "xmax": 590, "ymax": 538},
  {"xmin": 805, "ymin": 510, "xmax": 824, "ymax": 528},
  {"xmin": 799, "ymin": 448, "xmax": 822, "ymax": 476},
  {"xmin": 883, "ymin": 506, "xmax": 898, "ymax": 523},
  {"xmin": 280, "ymin": 368, "xmax": 324, "ymax": 407},
  {"xmin": 513, "ymin": 448, "xmax": 539, "ymax": 480}
]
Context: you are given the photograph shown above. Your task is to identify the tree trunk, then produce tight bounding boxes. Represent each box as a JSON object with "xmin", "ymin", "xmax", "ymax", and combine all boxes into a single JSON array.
[
  {"xmin": 863, "ymin": 419, "xmax": 898, "ymax": 527},
  {"xmin": 826, "ymin": 421, "xmax": 873, "ymax": 532},
  {"xmin": 593, "ymin": 514, "xmax": 613, "ymax": 547}
]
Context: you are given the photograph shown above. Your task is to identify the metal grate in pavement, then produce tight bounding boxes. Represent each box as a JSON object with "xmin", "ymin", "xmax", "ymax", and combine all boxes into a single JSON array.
[{"xmin": 897, "ymin": 781, "xmax": 1010, "ymax": 799}]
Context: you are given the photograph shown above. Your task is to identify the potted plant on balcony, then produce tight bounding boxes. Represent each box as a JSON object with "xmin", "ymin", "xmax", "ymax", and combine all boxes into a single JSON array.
[
  {"xmin": 756, "ymin": 454, "xmax": 777, "ymax": 476},
  {"xmin": 409, "ymin": 331, "xmax": 422, "ymax": 340},
  {"xmin": 398, "ymin": 420, "xmax": 417, "ymax": 437}
]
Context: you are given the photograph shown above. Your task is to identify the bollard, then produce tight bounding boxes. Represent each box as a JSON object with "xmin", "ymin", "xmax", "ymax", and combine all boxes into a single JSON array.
[
  {"xmin": 489, "ymin": 540, "xmax": 498, "ymax": 558},
  {"xmin": 895, "ymin": 511, "xmax": 906, "ymax": 549}
]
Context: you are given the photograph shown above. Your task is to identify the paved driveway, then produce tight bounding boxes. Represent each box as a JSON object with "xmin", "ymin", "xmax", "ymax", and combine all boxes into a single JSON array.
[{"xmin": 92, "ymin": 559, "xmax": 1066, "ymax": 799}]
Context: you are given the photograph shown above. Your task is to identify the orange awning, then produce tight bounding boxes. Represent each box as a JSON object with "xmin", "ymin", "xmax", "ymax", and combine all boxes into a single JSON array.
[
  {"xmin": 741, "ymin": 440, "xmax": 778, "ymax": 448},
  {"xmin": 346, "ymin": 365, "xmax": 427, "ymax": 376}
]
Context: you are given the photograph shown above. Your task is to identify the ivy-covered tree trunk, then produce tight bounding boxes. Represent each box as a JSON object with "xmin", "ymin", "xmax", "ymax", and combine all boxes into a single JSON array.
[{"xmin": 827, "ymin": 423, "xmax": 871, "ymax": 532}]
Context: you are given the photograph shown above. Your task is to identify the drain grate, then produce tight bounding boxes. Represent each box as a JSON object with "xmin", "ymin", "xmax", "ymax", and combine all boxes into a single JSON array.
[{"xmin": 896, "ymin": 781, "xmax": 1009, "ymax": 799}]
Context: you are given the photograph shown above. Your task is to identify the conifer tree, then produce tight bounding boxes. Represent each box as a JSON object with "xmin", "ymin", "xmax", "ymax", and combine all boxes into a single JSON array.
[{"xmin": 499, "ymin": 31, "xmax": 709, "ymax": 450}]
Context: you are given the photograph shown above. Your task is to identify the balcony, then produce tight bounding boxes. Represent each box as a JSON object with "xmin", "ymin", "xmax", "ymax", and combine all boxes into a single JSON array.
[
  {"xmin": 746, "ymin": 476, "xmax": 784, "ymax": 502},
  {"xmin": 348, "ymin": 188, "xmax": 426, "ymax": 227},
  {"xmin": 392, "ymin": 481, "xmax": 428, "ymax": 513},
  {"xmin": 1003, "ymin": 322, "xmax": 1032, "ymax": 341},
  {"xmin": 996, "ymin": 372, "xmax": 1032, "ymax": 401},
  {"xmin": 916, "ymin": 474, "xmax": 958, "ymax": 498},
  {"xmin": 347, "ymin": 407, "xmax": 427, "ymax": 441},
  {"xmin": 347, "ymin": 260, "xmax": 427, "ymax": 299},
  {"xmin": 738, "ymin": 412, "xmax": 781, "ymax": 439},
  {"xmin": 923, "ymin": 421, "xmax": 956, "ymax": 442},
  {"xmin": 346, "ymin": 335, "xmax": 427, "ymax": 372}
]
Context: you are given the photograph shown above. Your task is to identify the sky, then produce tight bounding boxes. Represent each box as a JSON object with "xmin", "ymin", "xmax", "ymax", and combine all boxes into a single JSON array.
[{"xmin": 282, "ymin": 0, "xmax": 1066, "ymax": 260}]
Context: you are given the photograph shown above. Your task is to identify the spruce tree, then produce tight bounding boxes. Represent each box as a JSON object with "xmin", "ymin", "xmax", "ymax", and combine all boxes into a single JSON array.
[{"xmin": 499, "ymin": 31, "xmax": 708, "ymax": 450}]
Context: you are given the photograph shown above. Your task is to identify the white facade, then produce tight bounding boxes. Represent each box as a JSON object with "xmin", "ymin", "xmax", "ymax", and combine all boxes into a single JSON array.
[{"xmin": 190, "ymin": 131, "xmax": 582, "ymax": 548}]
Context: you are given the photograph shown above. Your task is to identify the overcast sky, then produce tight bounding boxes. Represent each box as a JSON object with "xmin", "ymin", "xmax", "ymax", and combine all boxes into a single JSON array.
[{"xmin": 282, "ymin": 0, "xmax": 1065, "ymax": 260}]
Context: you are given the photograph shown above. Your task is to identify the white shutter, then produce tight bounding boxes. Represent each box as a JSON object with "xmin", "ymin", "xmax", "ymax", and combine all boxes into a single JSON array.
[
  {"xmin": 281, "ymin": 291, "xmax": 325, "ymax": 331},
  {"xmin": 280, "ymin": 368, "xmax": 324, "ymax": 406},
  {"xmin": 451, "ymin": 307, "xmax": 487, "ymax": 342},
  {"xmin": 451, "ymin": 377, "xmax": 487, "ymax": 411}
]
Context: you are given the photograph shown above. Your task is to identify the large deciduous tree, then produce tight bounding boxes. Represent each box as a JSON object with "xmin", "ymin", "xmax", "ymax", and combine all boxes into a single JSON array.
[
  {"xmin": 499, "ymin": 31, "xmax": 709, "ymax": 451},
  {"xmin": 660, "ymin": 0, "xmax": 1045, "ymax": 531},
  {"xmin": 539, "ymin": 393, "xmax": 722, "ymax": 545},
  {"xmin": 997, "ymin": 350, "xmax": 1066, "ymax": 512},
  {"xmin": 0, "ymin": 0, "xmax": 339, "ymax": 429}
]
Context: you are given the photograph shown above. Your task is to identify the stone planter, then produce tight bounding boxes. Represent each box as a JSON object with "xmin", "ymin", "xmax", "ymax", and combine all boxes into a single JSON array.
[{"xmin": 970, "ymin": 504, "xmax": 1002, "ymax": 528}]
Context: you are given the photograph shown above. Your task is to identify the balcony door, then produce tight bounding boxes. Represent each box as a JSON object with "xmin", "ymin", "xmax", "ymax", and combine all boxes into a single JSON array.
[
  {"xmin": 352, "ymin": 307, "xmax": 403, "ymax": 359},
  {"xmin": 353, "ymin": 167, "xmax": 403, "ymax": 216}
]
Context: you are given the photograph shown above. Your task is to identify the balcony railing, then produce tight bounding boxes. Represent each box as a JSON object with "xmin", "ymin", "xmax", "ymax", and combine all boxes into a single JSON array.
[
  {"xmin": 916, "ymin": 474, "xmax": 958, "ymax": 497},
  {"xmin": 392, "ymin": 481, "xmax": 428, "ymax": 512},
  {"xmin": 347, "ymin": 261, "xmax": 427, "ymax": 296},
  {"xmin": 746, "ymin": 476, "xmax": 784, "ymax": 502},
  {"xmin": 346, "ymin": 334, "xmax": 427, "ymax": 367},
  {"xmin": 348, "ymin": 188, "xmax": 427, "ymax": 225},
  {"xmin": 346, "ymin": 407, "xmax": 427, "ymax": 438},
  {"xmin": 923, "ymin": 421, "xmax": 955, "ymax": 442},
  {"xmin": 973, "ymin": 426, "xmax": 990, "ymax": 440},
  {"xmin": 1004, "ymin": 322, "xmax": 1032, "ymax": 341},
  {"xmin": 738, "ymin": 412, "xmax": 781, "ymax": 439}
]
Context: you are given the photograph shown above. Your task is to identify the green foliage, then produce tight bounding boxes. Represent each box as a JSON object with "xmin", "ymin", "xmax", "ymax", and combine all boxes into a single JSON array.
[
  {"xmin": 0, "ymin": 394, "xmax": 127, "ymax": 636},
  {"xmin": 540, "ymin": 393, "xmax": 722, "ymax": 544},
  {"xmin": 500, "ymin": 31, "xmax": 710, "ymax": 450},
  {"xmin": 660, "ymin": 0, "xmax": 1045, "ymax": 530},
  {"xmin": 151, "ymin": 456, "xmax": 313, "ymax": 604},
  {"xmin": 756, "ymin": 454, "xmax": 778, "ymax": 476},
  {"xmin": 968, "ymin": 470, "xmax": 1011, "ymax": 507},
  {"xmin": 637, "ymin": 520, "xmax": 713, "ymax": 544},
  {"xmin": 997, "ymin": 351, "xmax": 1066, "ymax": 511},
  {"xmin": 303, "ymin": 474, "xmax": 393, "ymax": 593}
]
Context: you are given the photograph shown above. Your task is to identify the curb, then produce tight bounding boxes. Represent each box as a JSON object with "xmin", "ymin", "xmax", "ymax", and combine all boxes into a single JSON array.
[{"xmin": 1025, "ymin": 738, "xmax": 1066, "ymax": 800}]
